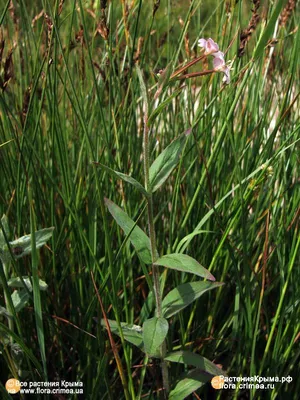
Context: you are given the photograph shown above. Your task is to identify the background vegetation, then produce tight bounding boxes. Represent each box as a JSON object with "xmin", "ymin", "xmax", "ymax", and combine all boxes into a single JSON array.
[{"xmin": 0, "ymin": 0, "xmax": 299, "ymax": 399}]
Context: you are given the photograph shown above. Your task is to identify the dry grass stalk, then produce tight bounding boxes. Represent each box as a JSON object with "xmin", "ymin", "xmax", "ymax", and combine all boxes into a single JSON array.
[
  {"xmin": 134, "ymin": 37, "xmax": 144, "ymax": 64},
  {"xmin": 32, "ymin": 10, "xmax": 44, "ymax": 27},
  {"xmin": 238, "ymin": 0, "xmax": 260, "ymax": 57},
  {"xmin": 121, "ymin": 0, "xmax": 130, "ymax": 43},
  {"xmin": 97, "ymin": 9, "xmax": 109, "ymax": 40},
  {"xmin": 153, "ymin": 0, "xmax": 161, "ymax": 17},
  {"xmin": 279, "ymin": 0, "xmax": 296, "ymax": 27},
  {"xmin": 1, "ymin": 39, "xmax": 15, "ymax": 91},
  {"xmin": 8, "ymin": 0, "xmax": 18, "ymax": 25},
  {"xmin": 44, "ymin": 12, "xmax": 53, "ymax": 53},
  {"xmin": 58, "ymin": 0, "xmax": 65, "ymax": 16}
]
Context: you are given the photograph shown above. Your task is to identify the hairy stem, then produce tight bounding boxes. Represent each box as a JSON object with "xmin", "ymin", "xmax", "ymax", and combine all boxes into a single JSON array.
[{"xmin": 143, "ymin": 111, "xmax": 170, "ymax": 395}]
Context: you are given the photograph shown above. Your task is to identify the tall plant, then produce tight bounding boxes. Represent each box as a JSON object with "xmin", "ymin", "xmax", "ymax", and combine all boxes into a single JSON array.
[{"xmin": 95, "ymin": 39, "xmax": 229, "ymax": 399}]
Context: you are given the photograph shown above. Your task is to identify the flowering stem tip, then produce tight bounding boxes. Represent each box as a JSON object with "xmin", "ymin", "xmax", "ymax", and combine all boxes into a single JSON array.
[{"xmin": 198, "ymin": 38, "xmax": 231, "ymax": 84}]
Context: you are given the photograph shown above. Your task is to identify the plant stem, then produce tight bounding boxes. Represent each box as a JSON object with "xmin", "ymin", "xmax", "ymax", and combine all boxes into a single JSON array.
[
  {"xmin": 174, "ymin": 69, "xmax": 215, "ymax": 80},
  {"xmin": 170, "ymin": 54, "xmax": 206, "ymax": 78},
  {"xmin": 143, "ymin": 112, "xmax": 170, "ymax": 395}
]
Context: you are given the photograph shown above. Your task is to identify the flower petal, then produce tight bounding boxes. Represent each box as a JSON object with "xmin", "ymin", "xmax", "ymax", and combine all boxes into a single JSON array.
[
  {"xmin": 213, "ymin": 56, "xmax": 225, "ymax": 70},
  {"xmin": 207, "ymin": 38, "xmax": 219, "ymax": 53},
  {"xmin": 197, "ymin": 38, "xmax": 231, "ymax": 85},
  {"xmin": 198, "ymin": 38, "xmax": 207, "ymax": 48},
  {"xmin": 222, "ymin": 67, "xmax": 230, "ymax": 84},
  {"xmin": 212, "ymin": 51, "xmax": 224, "ymax": 59}
]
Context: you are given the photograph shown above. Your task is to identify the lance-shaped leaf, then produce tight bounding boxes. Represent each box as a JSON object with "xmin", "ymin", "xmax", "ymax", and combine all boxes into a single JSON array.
[
  {"xmin": 169, "ymin": 368, "xmax": 211, "ymax": 400},
  {"xmin": 165, "ymin": 351, "xmax": 226, "ymax": 377},
  {"xmin": 1, "ymin": 227, "xmax": 54, "ymax": 263},
  {"xmin": 7, "ymin": 277, "xmax": 48, "ymax": 292},
  {"xmin": 105, "ymin": 198, "xmax": 152, "ymax": 264},
  {"xmin": 149, "ymin": 130, "xmax": 191, "ymax": 192},
  {"xmin": 94, "ymin": 162, "xmax": 148, "ymax": 197},
  {"xmin": 154, "ymin": 253, "xmax": 215, "ymax": 281},
  {"xmin": 101, "ymin": 319, "xmax": 144, "ymax": 350},
  {"xmin": 143, "ymin": 317, "xmax": 169, "ymax": 357},
  {"xmin": 162, "ymin": 281, "xmax": 224, "ymax": 318},
  {"xmin": 11, "ymin": 289, "xmax": 30, "ymax": 313}
]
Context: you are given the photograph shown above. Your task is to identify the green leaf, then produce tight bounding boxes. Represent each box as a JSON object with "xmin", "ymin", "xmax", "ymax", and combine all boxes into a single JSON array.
[
  {"xmin": 7, "ymin": 277, "xmax": 48, "ymax": 292},
  {"xmin": 101, "ymin": 319, "xmax": 144, "ymax": 350},
  {"xmin": 0, "ymin": 321, "xmax": 44, "ymax": 375},
  {"xmin": 162, "ymin": 281, "xmax": 224, "ymax": 318},
  {"xmin": 0, "ymin": 305, "xmax": 13, "ymax": 320},
  {"xmin": 149, "ymin": 130, "xmax": 191, "ymax": 192},
  {"xmin": 105, "ymin": 198, "xmax": 152, "ymax": 264},
  {"xmin": 169, "ymin": 368, "xmax": 211, "ymax": 400},
  {"xmin": 0, "ymin": 214, "xmax": 10, "ymax": 248},
  {"xmin": 149, "ymin": 87, "xmax": 183, "ymax": 124},
  {"xmin": 143, "ymin": 317, "xmax": 169, "ymax": 357},
  {"xmin": 154, "ymin": 253, "xmax": 215, "ymax": 281},
  {"xmin": 139, "ymin": 289, "xmax": 155, "ymax": 324},
  {"xmin": 1, "ymin": 227, "xmax": 54, "ymax": 262},
  {"xmin": 11, "ymin": 289, "xmax": 30, "ymax": 313},
  {"xmin": 165, "ymin": 351, "xmax": 226, "ymax": 377},
  {"xmin": 94, "ymin": 162, "xmax": 148, "ymax": 196},
  {"xmin": 10, "ymin": 342, "xmax": 24, "ymax": 367},
  {"xmin": 254, "ymin": 0, "xmax": 287, "ymax": 59}
]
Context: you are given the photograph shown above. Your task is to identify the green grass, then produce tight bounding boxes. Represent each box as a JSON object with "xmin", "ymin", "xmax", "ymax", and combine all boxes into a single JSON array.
[{"xmin": 0, "ymin": 0, "xmax": 299, "ymax": 399}]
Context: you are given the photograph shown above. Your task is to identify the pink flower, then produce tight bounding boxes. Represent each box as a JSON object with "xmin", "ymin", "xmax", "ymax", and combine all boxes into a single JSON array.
[
  {"xmin": 198, "ymin": 38, "xmax": 231, "ymax": 85},
  {"xmin": 212, "ymin": 52, "xmax": 230, "ymax": 84},
  {"xmin": 198, "ymin": 38, "xmax": 219, "ymax": 55},
  {"xmin": 212, "ymin": 51, "xmax": 225, "ymax": 67}
]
